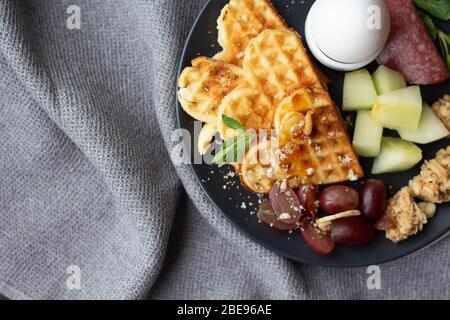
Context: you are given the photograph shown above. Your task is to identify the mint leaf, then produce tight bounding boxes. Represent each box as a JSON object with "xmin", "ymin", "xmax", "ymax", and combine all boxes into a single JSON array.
[
  {"xmin": 418, "ymin": 10, "xmax": 437, "ymax": 40},
  {"xmin": 413, "ymin": 0, "xmax": 450, "ymax": 21},
  {"xmin": 438, "ymin": 30, "xmax": 450, "ymax": 71},
  {"xmin": 222, "ymin": 115, "xmax": 246, "ymax": 133},
  {"xmin": 212, "ymin": 134, "xmax": 253, "ymax": 165}
]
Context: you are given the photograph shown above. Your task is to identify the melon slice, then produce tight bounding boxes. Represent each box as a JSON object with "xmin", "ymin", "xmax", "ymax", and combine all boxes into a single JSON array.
[
  {"xmin": 352, "ymin": 110, "xmax": 383, "ymax": 157},
  {"xmin": 371, "ymin": 86, "xmax": 422, "ymax": 131},
  {"xmin": 398, "ymin": 104, "xmax": 449, "ymax": 144},
  {"xmin": 372, "ymin": 137, "xmax": 422, "ymax": 174},
  {"xmin": 372, "ymin": 65, "xmax": 407, "ymax": 95},
  {"xmin": 343, "ymin": 69, "xmax": 378, "ymax": 111}
]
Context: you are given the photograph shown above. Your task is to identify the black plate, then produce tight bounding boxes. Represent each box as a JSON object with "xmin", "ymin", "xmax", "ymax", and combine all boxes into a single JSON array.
[{"xmin": 177, "ymin": 0, "xmax": 450, "ymax": 267}]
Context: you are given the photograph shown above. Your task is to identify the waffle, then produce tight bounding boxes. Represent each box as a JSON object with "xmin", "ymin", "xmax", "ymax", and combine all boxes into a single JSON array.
[
  {"xmin": 178, "ymin": 1, "xmax": 364, "ymax": 194},
  {"xmin": 277, "ymin": 103, "xmax": 363, "ymax": 187},
  {"xmin": 216, "ymin": 0, "xmax": 287, "ymax": 65},
  {"xmin": 243, "ymin": 29, "xmax": 325, "ymax": 102},
  {"xmin": 217, "ymin": 29, "xmax": 330, "ymax": 143},
  {"xmin": 217, "ymin": 85, "xmax": 275, "ymax": 140},
  {"xmin": 273, "ymin": 87, "xmax": 330, "ymax": 146},
  {"xmin": 178, "ymin": 57, "xmax": 245, "ymax": 123},
  {"xmin": 239, "ymin": 87, "xmax": 364, "ymax": 193},
  {"xmin": 239, "ymin": 140, "xmax": 281, "ymax": 194},
  {"xmin": 198, "ymin": 122, "xmax": 218, "ymax": 155}
]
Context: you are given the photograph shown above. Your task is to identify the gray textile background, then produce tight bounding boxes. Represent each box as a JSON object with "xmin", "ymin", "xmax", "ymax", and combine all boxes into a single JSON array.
[{"xmin": 0, "ymin": 0, "xmax": 448, "ymax": 300}]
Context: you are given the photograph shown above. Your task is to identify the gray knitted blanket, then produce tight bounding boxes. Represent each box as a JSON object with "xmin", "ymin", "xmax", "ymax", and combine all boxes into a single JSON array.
[{"xmin": 0, "ymin": 0, "xmax": 448, "ymax": 300}]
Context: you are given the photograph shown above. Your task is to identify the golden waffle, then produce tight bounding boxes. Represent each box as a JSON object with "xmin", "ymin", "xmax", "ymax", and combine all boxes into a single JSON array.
[
  {"xmin": 217, "ymin": 85, "xmax": 274, "ymax": 140},
  {"xmin": 242, "ymin": 29, "xmax": 325, "ymax": 101},
  {"xmin": 198, "ymin": 122, "xmax": 217, "ymax": 155},
  {"xmin": 273, "ymin": 87, "xmax": 329, "ymax": 146},
  {"xmin": 277, "ymin": 105, "xmax": 363, "ymax": 187},
  {"xmin": 239, "ymin": 139, "xmax": 281, "ymax": 194},
  {"xmin": 217, "ymin": 29, "xmax": 330, "ymax": 142},
  {"xmin": 178, "ymin": 1, "xmax": 364, "ymax": 194},
  {"xmin": 178, "ymin": 57, "xmax": 245, "ymax": 123},
  {"xmin": 216, "ymin": 0, "xmax": 287, "ymax": 65},
  {"xmin": 239, "ymin": 89, "xmax": 363, "ymax": 193}
]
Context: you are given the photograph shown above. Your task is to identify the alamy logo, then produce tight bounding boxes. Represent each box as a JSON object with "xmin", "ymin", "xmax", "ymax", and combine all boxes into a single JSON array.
[
  {"xmin": 66, "ymin": 265, "xmax": 81, "ymax": 290},
  {"xmin": 367, "ymin": 5, "xmax": 382, "ymax": 30},
  {"xmin": 66, "ymin": 5, "xmax": 81, "ymax": 30},
  {"xmin": 366, "ymin": 265, "xmax": 381, "ymax": 290}
]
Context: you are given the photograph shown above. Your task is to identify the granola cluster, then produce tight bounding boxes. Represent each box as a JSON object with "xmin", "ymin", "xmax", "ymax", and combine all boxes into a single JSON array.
[
  {"xmin": 410, "ymin": 146, "xmax": 450, "ymax": 203},
  {"xmin": 377, "ymin": 147, "xmax": 450, "ymax": 243},
  {"xmin": 432, "ymin": 95, "xmax": 450, "ymax": 131},
  {"xmin": 376, "ymin": 187, "xmax": 428, "ymax": 243}
]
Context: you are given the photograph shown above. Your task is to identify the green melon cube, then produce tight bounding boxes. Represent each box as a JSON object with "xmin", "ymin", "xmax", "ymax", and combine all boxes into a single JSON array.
[
  {"xmin": 371, "ymin": 86, "xmax": 422, "ymax": 131},
  {"xmin": 372, "ymin": 137, "xmax": 422, "ymax": 174},
  {"xmin": 398, "ymin": 104, "xmax": 449, "ymax": 144},
  {"xmin": 372, "ymin": 65, "xmax": 407, "ymax": 95},
  {"xmin": 352, "ymin": 110, "xmax": 383, "ymax": 157},
  {"xmin": 343, "ymin": 69, "xmax": 378, "ymax": 111}
]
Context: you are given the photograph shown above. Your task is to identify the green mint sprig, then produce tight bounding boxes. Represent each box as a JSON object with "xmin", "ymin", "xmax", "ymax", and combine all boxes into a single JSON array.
[
  {"xmin": 212, "ymin": 115, "xmax": 255, "ymax": 165},
  {"xmin": 438, "ymin": 30, "xmax": 450, "ymax": 71},
  {"xmin": 416, "ymin": 7, "xmax": 450, "ymax": 72},
  {"xmin": 413, "ymin": 0, "xmax": 450, "ymax": 21}
]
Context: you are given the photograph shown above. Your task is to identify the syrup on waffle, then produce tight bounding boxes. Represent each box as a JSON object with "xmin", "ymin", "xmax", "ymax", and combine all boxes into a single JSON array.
[{"xmin": 238, "ymin": 88, "xmax": 363, "ymax": 193}]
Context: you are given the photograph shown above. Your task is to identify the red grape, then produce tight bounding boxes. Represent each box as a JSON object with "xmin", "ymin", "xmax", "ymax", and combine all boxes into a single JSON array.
[
  {"xmin": 268, "ymin": 182, "xmax": 303, "ymax": 224},
  {"xmin": 331, "ymin": 217, "xmax": 374, "ymax": 246},
  {"xmin": 299, "ymin": 218, "xmax": 334, "ymax": 255},
  {"xmin": 297, "ymin": 184, "xmax": 319, "ymax": 219},
  {"xmin": 257, "ymin": 200, "xmax": 298, "ymax": 231},
  {"xmin": 319, "ymin": 185, "xmax": 359, "ymax": 214},
  {"xmin": 360, "ymin": 179, "xmax": 387, "ymax": 222}
]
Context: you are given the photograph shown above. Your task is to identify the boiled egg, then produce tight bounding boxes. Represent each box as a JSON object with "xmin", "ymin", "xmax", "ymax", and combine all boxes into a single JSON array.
[{"xmin": 305, "ymin": 0, "xmax": 390, "ymax": 71}]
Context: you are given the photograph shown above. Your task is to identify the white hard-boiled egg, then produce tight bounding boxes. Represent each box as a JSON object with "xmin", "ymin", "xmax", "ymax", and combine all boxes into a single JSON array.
[{"xmin": 305, "ymin": 0, "xmax": 390, "ymax": 71}]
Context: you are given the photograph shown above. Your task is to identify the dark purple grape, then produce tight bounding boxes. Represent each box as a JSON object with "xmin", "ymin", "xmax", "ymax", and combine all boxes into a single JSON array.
[
  {"xmin": 360, "ymin": 179, "xmax": 387, "ymax": 222},
  {"xmin": 319, "ymin": 185, "xmax": 359, "ymax": 214},
  {"xmin": 299, "ymin": 218, "xmax": 334, "ymax": 255},
  {"xmin": 257, "ymin": 200, "xmax": 298, "ymax": 231},
  {"xmin": 268, "ymin": 182, "xmax": 302, "ymax": 224},
  {"xmin": 331, "ymin": 217, "xmax": 374, "ymax": 246},
  {"xmin": 298, "ymin": 184, "xmax": 319, "ymax": 219}
]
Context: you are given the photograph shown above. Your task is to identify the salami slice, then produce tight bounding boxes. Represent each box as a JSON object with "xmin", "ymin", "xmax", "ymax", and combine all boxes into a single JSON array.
[{"xmin": 377, "ymin": 0, "xmax": 449, "ymax": 85}]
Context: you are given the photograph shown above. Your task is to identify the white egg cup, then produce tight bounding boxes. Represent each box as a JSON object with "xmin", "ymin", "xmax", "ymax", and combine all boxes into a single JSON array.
[{"xmin": 305, "ymin": 0, "xmax": 386, "ymax": 72}]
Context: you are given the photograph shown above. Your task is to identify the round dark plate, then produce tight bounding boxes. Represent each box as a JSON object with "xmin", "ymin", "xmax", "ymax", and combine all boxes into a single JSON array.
[{"xmin": 177, "ymin": 0, "xmax": 450, "ymax": 267}]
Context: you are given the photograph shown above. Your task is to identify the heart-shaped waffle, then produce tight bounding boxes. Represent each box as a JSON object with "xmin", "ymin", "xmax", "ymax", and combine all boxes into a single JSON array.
[{"xmin": 216, "ymin": 0, "xmax": 287, "ymax": 65}]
